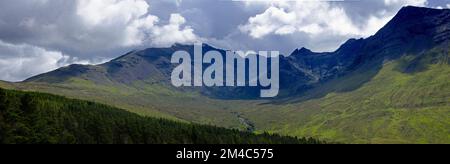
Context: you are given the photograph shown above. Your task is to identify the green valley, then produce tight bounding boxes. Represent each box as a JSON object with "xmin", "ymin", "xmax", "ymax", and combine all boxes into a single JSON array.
[
  {"xmin": 0, "ymin": 6, "xmax": 449, "ymax": 144},
  {"xmin": 0, "ymin": 88, "xmax": 322, "ymax": 144}
]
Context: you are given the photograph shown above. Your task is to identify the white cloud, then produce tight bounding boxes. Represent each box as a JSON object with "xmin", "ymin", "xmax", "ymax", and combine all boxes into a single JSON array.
[
  {"xmin": 384, "ymin": 0, "xmax": 427, "ymax": 6},
  {"xmin": 0, "ymin": 0, "xmax": 440, "ymax": 82},
  {"xmin": 76, "ymin": 0, "xmax": 199, "ymax": 47},
  {"xmin": 124, "ymin": 15, "xmax": 159, "ymax": 46},
  {"xmin": 147, "ymin": 14, "xmax": 199, "ymax": 47},
  {"xmin": 77, "ymin": 0, "xmax": 149, "ymax": 26},
  {"xmin": 124, "ymin": 13, "xmax": 198, "ymax": 47},
  {"xmin": 0, "ymin": 0, "xmax": 201, "ymax": 81},
  {"xmin": 0, "ymin": 40, "xmax": 69, "ymax": 81},
  {"xmin": 0, "ymin": 40, "xmax": 106, "ymax": 82},
  {"xmin": 437, "ymin": 3, "xmax": 450, "ymax": 9},
  {"xmin": 239, "ymin": 6, "xmax": 296, "ymax": 38},
  {"xmin": 239, "ymin": 0, "xmax": 428, "ymax": 40},
  {"xmin": 0, "ymin": 0, "xmax": 199, "ymax": 54},
  {"xmin": 239, "ymin": 2, "xmax": 368, "ymax": 39}
]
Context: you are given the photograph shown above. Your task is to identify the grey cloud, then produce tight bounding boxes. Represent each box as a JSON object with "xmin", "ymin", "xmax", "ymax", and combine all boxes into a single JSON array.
[
  {"xmin": 0, "ymin": 0, "xmax": 199, "ymax": 59},
  {"xmin": 0, "ymin": 40, "xmax": 80, "ymax": 82},
  {"xmin": 0, "ymin": 0, "xmax": 447, "ymax": 81}
]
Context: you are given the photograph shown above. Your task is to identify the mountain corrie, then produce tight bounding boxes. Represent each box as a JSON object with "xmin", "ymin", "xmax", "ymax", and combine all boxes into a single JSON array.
[{"xmin": 170, "ymin": 43, "xmax": 280, "ymax": 98}]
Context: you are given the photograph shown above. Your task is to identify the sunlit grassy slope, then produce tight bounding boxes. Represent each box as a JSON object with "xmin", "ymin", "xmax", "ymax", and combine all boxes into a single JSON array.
[
  {"xmin": 0, "ymin": 76, "xmax": 250, "ymax": 129},
  {"xmin": 242, "ymin": 48, "xmax": 450, "ymax": 143}
]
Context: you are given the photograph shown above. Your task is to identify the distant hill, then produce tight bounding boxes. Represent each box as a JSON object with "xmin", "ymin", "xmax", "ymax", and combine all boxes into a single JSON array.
[{"xmin": 2, "ymin": 6, "xmax": 449, "ymax": 143}]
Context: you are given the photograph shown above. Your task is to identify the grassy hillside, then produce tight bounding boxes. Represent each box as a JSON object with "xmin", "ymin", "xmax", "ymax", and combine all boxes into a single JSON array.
[
  {"xmin": 0, "ymin": 77, "xmax": 249, "ymax": 129},
  {"xmin": 242, "ymin": 47, "xmax": 450, "ymax": 143},
  {"xmin": 2, "ymin": 46, "xmax": 449, "ymax": 144},
  {"xmin": 0, "ymin": 88, "xmax": 322, "ymax": 144}
]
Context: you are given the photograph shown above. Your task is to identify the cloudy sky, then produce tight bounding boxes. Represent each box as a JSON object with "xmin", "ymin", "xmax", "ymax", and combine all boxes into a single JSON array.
[{"xmin": 0, "ymin": 0, "xmax": 449, "ymax": 82}]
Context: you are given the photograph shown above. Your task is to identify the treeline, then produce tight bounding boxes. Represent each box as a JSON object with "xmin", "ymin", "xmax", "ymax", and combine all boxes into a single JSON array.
[{"xmin": 0, "ymin": 88, "xmax": 324, "ymax": 144}]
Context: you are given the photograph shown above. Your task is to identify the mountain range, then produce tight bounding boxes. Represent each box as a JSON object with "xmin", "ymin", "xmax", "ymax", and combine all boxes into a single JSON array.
[{"xmin": 1, "ymin": 6, "xmax": 449, "ymax": 143}]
